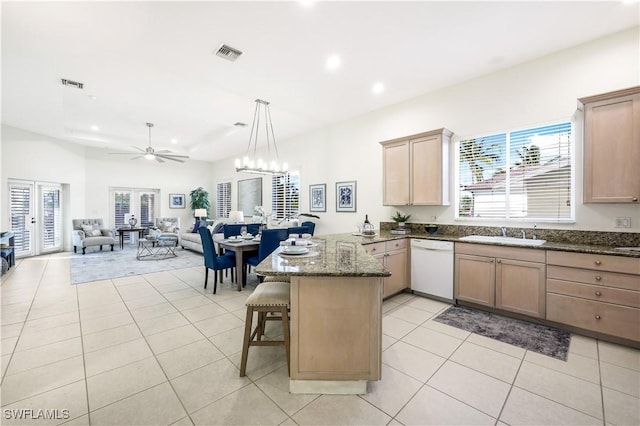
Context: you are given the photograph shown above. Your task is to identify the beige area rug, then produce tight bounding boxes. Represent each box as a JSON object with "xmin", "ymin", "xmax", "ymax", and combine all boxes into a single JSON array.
[{"xmin": 70, "ymin": 245, "xmax": 203, "ymax": 284}]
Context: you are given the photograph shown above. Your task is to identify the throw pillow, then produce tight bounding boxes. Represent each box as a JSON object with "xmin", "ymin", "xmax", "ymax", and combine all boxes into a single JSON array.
[
  {"xmin": 81, "ymin": 224, "xmax": 101, "ymax": 237},
  {"xmin": 162, "ymin": 221, "xmax": 175, "ymax": 233},
  {"xmin": 191, "ymin": 221, "xmax": 200, "ymax": 233},
  {"xmin": 212, "ymin": 222, "xmax": 225, "ymax": 234}
]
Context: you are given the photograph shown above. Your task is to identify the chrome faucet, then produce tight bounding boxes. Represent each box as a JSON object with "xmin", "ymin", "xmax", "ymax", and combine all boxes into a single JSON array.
[
  {"xmin": 532, "ymin": 224, "xmax": 537, "ymax": 240},
  {"xmin": 501, "ymin": 227, "xmax": 507, "ymax": 237},
  {"xmin": 521, "ymin": 229, "xmax": 526, "ymax": 239}
]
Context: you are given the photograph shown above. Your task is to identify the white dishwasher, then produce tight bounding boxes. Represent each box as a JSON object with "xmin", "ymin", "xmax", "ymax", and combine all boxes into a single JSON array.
[{"xmin": 410, "ymin": 239, "xmax": 454, "ymax": 302}]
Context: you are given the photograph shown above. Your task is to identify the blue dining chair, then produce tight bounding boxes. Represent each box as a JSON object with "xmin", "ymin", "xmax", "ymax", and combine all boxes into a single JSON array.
[
  {"xmin": 245, "ymin": 228, "xmax": 288, "ymax": 281},
  {"xmin": 287, "ymin": 226, "xmax": 309, "ymax": 237},
  {"xmin": 198, "ymin": 227, "xmax": 236, "ymax": 294},
  {"xmin": 301, "ymin": 221, "xmax": 315, "ymax": 236},
  {"xmin": 223, "ymin": 224, "xmax": 244, "ymax": 239}
]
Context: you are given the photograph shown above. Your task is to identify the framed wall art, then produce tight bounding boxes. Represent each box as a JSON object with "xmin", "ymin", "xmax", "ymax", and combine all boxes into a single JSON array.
[
  {"xmin": 169, "ymin": 193, "xmax": 185, "ymax": 209},
  {"xmin": 309, "ymin": 183, "xmax": 326, "ymax": 212},
  {"xmin": 335, "ymin": 180, "xmax": 356, "ymax": 212},
  {"xmin": 238, "ymin": 177, "xmax": 262, "ymax": 217}
]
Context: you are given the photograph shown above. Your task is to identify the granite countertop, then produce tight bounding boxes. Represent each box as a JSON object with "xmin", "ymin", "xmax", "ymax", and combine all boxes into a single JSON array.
[
  {"xmin": 355, "ymin": 231, "xmax": 640, "ymax": 258},
  {"xmin": 255, "ymin": 235, "xmax": 391, "ymax": 278}
]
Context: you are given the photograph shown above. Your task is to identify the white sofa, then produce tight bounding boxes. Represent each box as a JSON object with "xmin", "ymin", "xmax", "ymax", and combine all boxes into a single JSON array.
[{"xmin": 181, "ymin": 219, "xmax": 226, "ymax": 254}]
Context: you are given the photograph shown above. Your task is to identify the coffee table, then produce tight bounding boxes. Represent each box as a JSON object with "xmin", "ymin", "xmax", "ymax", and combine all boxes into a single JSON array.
[{"xmin": 137, "ymin": 237, "xmax": 177, "ymax": 260}]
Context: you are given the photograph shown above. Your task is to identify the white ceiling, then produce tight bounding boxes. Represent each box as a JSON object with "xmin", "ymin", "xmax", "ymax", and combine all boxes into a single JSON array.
[{"xmin": 2, "ymin": 1, "xmax": 638, "ymax": 162}]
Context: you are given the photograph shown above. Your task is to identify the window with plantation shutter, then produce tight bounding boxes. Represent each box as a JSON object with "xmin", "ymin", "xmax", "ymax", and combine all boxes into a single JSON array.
[
  {"xmin": 216, "ymin": 181, "xmax": 232, "ymax": 218},
  {"xmin": 41, "ymin": 187, "xmax": 61, "ymax": 249},
  {"xmin": 457, "ymin": 121, "xmax": 573, "ymax": 222},
  {"xmin": 271, "ymin": 172, "xmax": 300, "ymax": 220},
  {"xmin": 9, "ymin": 184, "xmax": 32, "ymax": 254}
]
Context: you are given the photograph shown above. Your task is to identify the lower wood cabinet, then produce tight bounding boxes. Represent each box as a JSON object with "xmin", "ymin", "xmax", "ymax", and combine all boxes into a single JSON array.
[
  {"xmin": 455, "ymin": 243, "xmax": 546, "ymax": 318},
  {"xmin": 546, "ymin": 251, "xmax": 640, "ymax": 342},
  {"xmin": 364, "ymin": 239, "xmax": 408, "ymax": 299}
]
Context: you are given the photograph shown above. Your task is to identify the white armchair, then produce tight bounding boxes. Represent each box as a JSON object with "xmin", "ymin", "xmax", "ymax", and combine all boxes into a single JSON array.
[
  {"xmin": 72, "ymin": 218, "xmax": 116, "ymax": 254},
  {"xmin": 153, "ymin": 217, "xmax": 181, "ymax": 246}
]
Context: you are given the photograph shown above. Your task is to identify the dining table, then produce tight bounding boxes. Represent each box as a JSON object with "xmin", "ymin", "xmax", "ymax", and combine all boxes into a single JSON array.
[{"xmin": 216, "ymin": 237, "xmax": 260, "ymax": 291}]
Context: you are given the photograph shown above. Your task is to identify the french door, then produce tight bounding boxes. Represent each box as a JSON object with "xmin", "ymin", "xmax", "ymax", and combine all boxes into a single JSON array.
[
  {"xmin": 9, "ymin": 180, "xmax": 63, "ymax": 257},
  {"xmin": 110, "ymin": 188, "xmax": 159, "ymax": 241}
]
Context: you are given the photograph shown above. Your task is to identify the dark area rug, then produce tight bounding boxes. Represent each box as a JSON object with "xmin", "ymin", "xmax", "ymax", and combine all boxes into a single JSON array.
[{"xmin": 434, "ymin": 305, "xmax": 571, "ymax": 361}]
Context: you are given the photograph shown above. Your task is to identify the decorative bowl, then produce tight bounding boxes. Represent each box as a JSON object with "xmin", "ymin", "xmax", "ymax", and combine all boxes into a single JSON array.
[{"xmin": 425, "ymin": 226, "xmax": 439, "ymax": 234}]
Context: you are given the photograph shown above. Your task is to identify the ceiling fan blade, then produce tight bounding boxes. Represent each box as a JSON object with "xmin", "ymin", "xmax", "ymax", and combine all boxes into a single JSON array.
[
  {"xmin": 109, "ymin": 152, "xmax": 137, "ymax": 155},
  {"xmin": 132, "ymin": 146, "xmax": 146, "ymax": 153},
  {"xmin": 130, "ymin": 155, "xmax": 144, "ymax": 160},
  {"xmin": 155, "ymin": 156, "xmax": 165, "ymax": 163},
  {"xmin": 156, "ymin": 154, "xmax": 187, "ymax": 163},
  {"xmin": 154, "ymin": 149, "xmax": 172, "ymax": 154}
]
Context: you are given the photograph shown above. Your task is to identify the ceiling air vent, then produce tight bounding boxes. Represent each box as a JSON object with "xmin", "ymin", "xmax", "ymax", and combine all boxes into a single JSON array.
[
  {"xmin": 215, "ymin": 44, "xmax": 243, "ymax": 62},
  {"xmin": 61, "ymin": 78, "xmax": 84, "ymax": 89},
  {"xmin": 234, "ymin": 122, "xmax": 247, "ymax": 127}
]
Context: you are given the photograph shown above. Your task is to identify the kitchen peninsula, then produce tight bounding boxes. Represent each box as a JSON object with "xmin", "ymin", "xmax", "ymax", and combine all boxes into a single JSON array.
[{"xmin": 256, "ymin": 234, "xmax": 390, "ymax": 394}]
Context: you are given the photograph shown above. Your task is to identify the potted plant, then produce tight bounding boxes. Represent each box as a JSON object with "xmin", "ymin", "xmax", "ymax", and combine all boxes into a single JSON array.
[
  {"xmin": 391, "ymin": 211, "xmax": 411, "ymax": 228},
  {"xmin": 189, "ymin": 187, "xmax": 210, "ymax": 223}
]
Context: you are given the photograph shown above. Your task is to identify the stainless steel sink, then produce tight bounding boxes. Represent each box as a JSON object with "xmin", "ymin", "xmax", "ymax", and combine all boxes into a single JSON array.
[{"xmin": 459, "ymin": 235, "xmax": 546, "ymax": 246}]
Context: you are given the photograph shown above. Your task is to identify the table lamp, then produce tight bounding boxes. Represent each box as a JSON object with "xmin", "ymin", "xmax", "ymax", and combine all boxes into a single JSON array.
[
  {"xmin": 194, "ymin": 209, "xmax": 207, "ymax": 220},
  {"xmin": 229, "ymin": 211, "xmax": 244, "ymax": 223}
]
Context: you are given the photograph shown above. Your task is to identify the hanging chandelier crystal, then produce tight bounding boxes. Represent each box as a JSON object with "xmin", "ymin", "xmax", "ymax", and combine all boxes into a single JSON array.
[{"xmin": 235, "ymin": 99, "xmax": 288, "ymax": 176}]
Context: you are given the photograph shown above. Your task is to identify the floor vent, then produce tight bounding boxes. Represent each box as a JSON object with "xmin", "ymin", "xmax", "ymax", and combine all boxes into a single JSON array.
[
  {"xmin": 61, "ymin": 78, "xmax": 84, "ymax": 89},
  {"xmin": 215, "ymin": 44, "xmax": 243, "ymax": 62}
]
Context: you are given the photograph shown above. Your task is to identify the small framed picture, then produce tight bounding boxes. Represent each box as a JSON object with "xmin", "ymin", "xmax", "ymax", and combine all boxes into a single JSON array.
[
  {"xmin": 336, "ymin": 181, "xmax": 356, "ymax": 212},
  {"xmin": 169, "ymin": 193, "xmax": 185, "ymax": 209},
  {"xmin": 309, "ymin": 184, "xmax": 326, "ymax": 212}
]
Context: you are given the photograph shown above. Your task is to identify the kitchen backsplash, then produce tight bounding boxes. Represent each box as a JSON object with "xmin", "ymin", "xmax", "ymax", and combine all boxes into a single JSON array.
[{"xmin": 379, "ymin": 222, "xmax": 640, "ymax": 247}]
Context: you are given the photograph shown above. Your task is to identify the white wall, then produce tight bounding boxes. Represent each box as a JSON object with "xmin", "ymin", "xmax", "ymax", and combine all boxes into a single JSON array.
[
  {"xmin": 1, "ymin": 125, "xmax": 213, "ymax": 250},
  {"xmin": 211, "ymin": 27, "xmax": 640, "ymax": 235},
  {"xmin": 2, "ymin": 28, "xmax": 639, "ymax": 243}
]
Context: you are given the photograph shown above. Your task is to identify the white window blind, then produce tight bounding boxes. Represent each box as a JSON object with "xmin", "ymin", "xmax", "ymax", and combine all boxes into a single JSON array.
[
  {"xmin": 41, "ymin": 188, "xmax": 61, "ymax": 249},
  {"xmin": 457, "ymin": 122, "xmax": 573, "ymax": 222},
  {"xmin": 216, "ymin": 182, "xmax": 231, "ymax": 218},
  {"xmin": 271, "ymin": 172, "xmax": 300, "ymax": 220},
  {"xmin": 139, "ymin": 192, "xmax": 156, "ymax": 228}
]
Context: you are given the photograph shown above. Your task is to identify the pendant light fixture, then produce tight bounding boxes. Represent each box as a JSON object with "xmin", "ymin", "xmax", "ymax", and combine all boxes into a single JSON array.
[{"xmin": 235, "ymin": 99, "xmax": 288, "ymax": 175}]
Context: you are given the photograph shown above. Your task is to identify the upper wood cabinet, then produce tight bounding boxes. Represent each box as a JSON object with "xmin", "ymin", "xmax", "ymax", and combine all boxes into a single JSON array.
[
  {"xmin": 380, "ymin": 128, "xmax": 452, "ymax": 206},
  {"xmin": 580, "ymin": 86, "xmax": 640, "ymax": 203}
]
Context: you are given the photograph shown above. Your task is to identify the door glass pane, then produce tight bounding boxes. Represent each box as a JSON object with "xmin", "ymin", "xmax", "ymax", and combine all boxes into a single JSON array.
[
  {"xmin": 139, "ymin": 192, "xmax": 155, "ymax": 228},
  {"xmin": 41, "ymin": 188, "xmax": 61, "ymax": 249},
  {"xmin": 9, "ymin": 184, "xmax": 32, "ymax": 255}
]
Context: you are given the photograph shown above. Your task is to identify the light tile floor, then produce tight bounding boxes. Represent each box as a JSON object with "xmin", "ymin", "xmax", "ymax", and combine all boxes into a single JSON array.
[{"xmin": 1, "ymin": 253, "xmax": 639, "ymax": 425}]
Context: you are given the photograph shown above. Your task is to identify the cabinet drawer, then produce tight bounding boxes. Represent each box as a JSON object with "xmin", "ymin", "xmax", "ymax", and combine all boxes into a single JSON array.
[
  {"xmin": 547, "ymin": 265, "xmax": 640, "ymax": 291},
  {"xmin": 455, "ymin": 243, "xmax": 545, "ymax": 263},
  {"xmin": 363, "ymin": 242, "xmax": 385, "ymax": 256},
  {"xmin": 547, "ymin": 251, "xmax": 640, "ymax": 274},
  {"xmin": 386, "ymin": 239, "xmax": 406, "ymax": 251},
  {"xmin": 547, "ymin": 293, "xmax": 640, "ymax": 342},
  {"xmin": 547, "ymin": 279, "xmax": 640, "ymax": 308}
]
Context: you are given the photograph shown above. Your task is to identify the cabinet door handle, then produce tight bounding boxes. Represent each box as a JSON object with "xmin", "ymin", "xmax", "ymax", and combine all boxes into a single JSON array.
[
  {"xmin": 595, "ymin": 314, "xmax": 601, "ymax": 320},
  {"xmin": 496, "ymin": 259, "xmax": 502, "ymax": 263},
  {"xmin": 595, "ymin": 275, "xmax": 602, "ymax": 281},
  {"xmin": 489, "ymin": 259, "xmax": 494, "ymax": 263},
  {"xmin": 632, "ymin": 197, "xmax": 638, "ymax": 202},
  {"xmin": 594, "ymin": 260, "xmax": 602, "ymax": 266},
  {"xmin": 595, "ymin": 291, "xmax": 602, "ymax": 297}
]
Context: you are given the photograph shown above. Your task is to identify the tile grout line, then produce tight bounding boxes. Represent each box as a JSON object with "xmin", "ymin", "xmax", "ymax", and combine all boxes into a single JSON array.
[
  {"xmin": 76, "ymin": 278, "xmax": 93, "ymax": 425},
  {"xmin": 0, "ymin": 256, "xmax": 48, "ymax": 386},
  {"xmin": 596, "ymin": 339, "xmax": 606, "ymax": 426},
  {"xmin": 109, "ymin": 274, "xmax": 197, "ymax": 425}
]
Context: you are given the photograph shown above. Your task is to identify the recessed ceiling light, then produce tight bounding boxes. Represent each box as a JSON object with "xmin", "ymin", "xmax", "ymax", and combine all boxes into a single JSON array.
[
  {"xmin": 372, "ymin": 82, "xmax": 385, "ymax": 94},
  {"xmin": 88, "ymin": 95, "xmax": 97, "ymax": 100},
  {"xmin": 326, "ymin": 55, "xmax": 341, "ymax": 70},
  {"xmin": 299, "ymin": 0, "xmax": 314, "ymax": 6},
  {"xmin": 171, "ymin": 138, "xmax": 178, "ymax": 144},
  {"xmin": 90, "ymin": 125, "xmax": 99, "ymax": 131}
]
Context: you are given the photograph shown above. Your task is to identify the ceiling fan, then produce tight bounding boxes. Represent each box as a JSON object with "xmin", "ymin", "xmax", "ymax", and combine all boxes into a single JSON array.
[{"xmin": 110, "ymin": 123, "xmax": 189, "ymax": 163}]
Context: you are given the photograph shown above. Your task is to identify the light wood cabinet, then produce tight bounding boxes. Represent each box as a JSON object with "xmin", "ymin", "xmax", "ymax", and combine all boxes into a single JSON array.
[
  {"xmin": 364, "ymin": 239, "xmax": 408, "ymax": 298},
  {"xmin": 455, "ymin": 243, "xmax": 546, "ymax": 318},
  {"xmin": 380, "ymin": 128, "xmax": 452, "ymax": 206},
  {"xmin": 546, "ymin": 251, "xmax": 640, "ymax": 342},
  {"xmin": 580, "ymin": 86, "xmax": 640, "ymax": 203}
]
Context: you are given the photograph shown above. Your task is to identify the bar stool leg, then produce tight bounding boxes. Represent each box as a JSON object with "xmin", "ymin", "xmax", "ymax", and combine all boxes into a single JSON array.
[
  {"xmin": 280, "ymin": 306, "xmax": 290, "ymax": 375},
  {"xmin": 240, "ymin": 306, "xmax": 254, "ymax": 377}
]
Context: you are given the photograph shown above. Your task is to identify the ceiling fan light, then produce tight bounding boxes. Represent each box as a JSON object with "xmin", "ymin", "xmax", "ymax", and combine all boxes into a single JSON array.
[{"xmin": 145, "ymin": 153, "xmax": 155, "ymax": 160}]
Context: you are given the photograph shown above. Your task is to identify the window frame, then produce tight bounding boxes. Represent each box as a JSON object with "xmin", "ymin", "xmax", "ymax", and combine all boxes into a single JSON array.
[
  {"xmin": 271, "ymin": 171, "xmax": 300, "ymax": 220},
  {"xmin": 455, "ymin": 120, "xmax": 575, "ymax": 223},
  {"xmin": 216, "ymin": 181, "xmax": 232, "ymax": 219}
]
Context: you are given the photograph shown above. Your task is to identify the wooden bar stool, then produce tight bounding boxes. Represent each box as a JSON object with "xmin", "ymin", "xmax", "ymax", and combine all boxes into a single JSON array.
[{"xmin": 240, "ymin": 281, "xmax": 290, "ymax": 377}]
